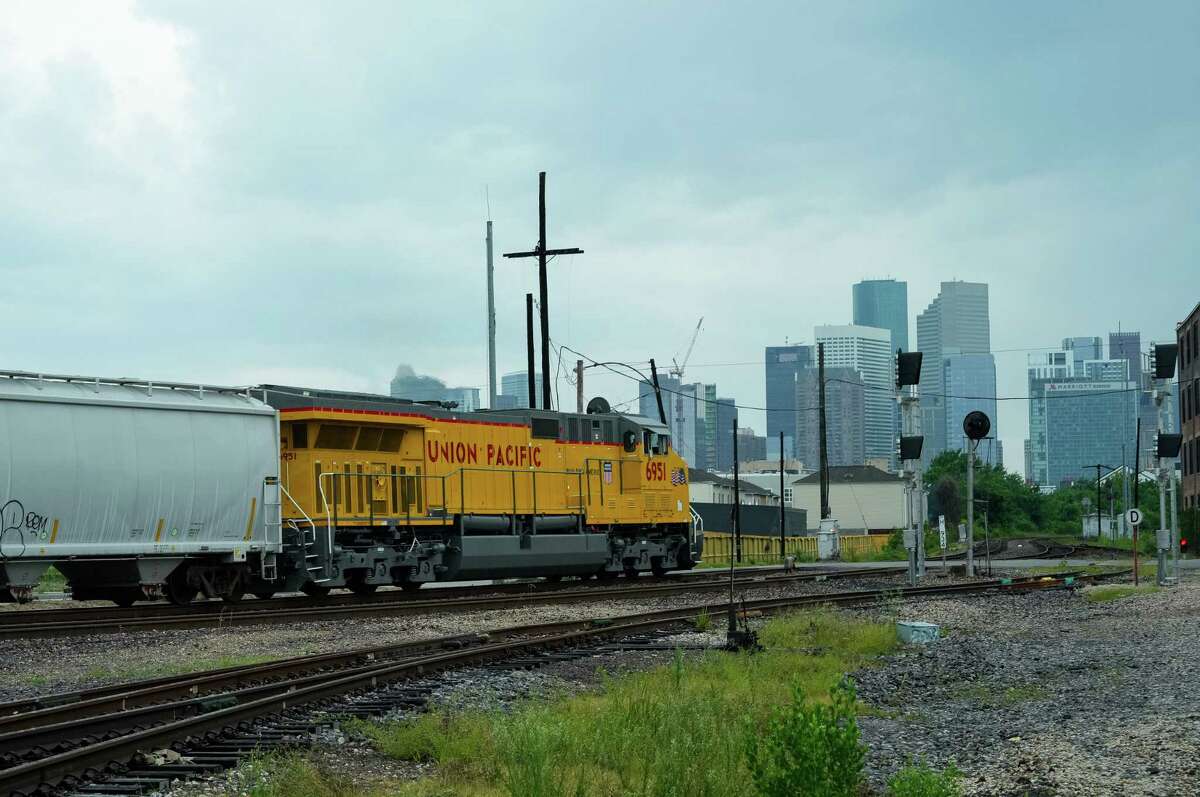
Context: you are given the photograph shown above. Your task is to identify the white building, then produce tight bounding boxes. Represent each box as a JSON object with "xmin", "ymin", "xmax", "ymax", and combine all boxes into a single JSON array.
[
  {"xmin": 815, "ymin": 324, "xmax": 894, "ymax": 469},
  {"xmin": 789, "ymin": 465, "xmax": 905, "ymax": 533},
  {"xmin": 687, "ymin": 469, "xmax": 780, "ymax": 506}
]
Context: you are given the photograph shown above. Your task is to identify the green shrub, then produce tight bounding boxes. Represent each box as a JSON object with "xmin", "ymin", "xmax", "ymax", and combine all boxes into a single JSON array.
[
  {"xmin": 745, "ymin": 679, "xmax": 864, "ymax": 797},
  {"xmin": 887, "ymin": 761, "xmax": 963, "ymax": 797}
]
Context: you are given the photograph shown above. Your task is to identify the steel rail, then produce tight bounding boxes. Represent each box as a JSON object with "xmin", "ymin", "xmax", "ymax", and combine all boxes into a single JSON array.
[
  {"xmin": 0, "ymin": 571, "xmax": 1113, "ymax": 796},
  {"xmin": 0, "ymin": 567, "xmax": 904, "ymax": 639}
]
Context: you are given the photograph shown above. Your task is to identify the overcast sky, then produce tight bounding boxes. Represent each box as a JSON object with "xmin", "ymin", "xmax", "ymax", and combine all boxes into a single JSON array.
[{"xmin": 2, "ymin": 1, "xmax": 1196, "ymax": 475}]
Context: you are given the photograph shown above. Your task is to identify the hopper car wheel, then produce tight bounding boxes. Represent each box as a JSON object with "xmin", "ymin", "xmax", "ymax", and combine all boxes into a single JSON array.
[
  {"xmin": 165, "ymin": 574, "xmax": 198, "ymax": 606},
  {"xmin": 222, "ymin": 586, "xmax": 244, "ymax": 605},
  {"xmin": 300, "ymin": 582, "xmax": 331, "ymax": 598},
  {"xmin": 253, "ymin": 591, "xmax": 276, "ymax": 600},
  {"xmin": 596, "ymin": 569, "xmax": 617, "ymax": 582},
  {"xmin": 543, "ymin": 575, "xmax": 562, "ymax": 583},
  {"xmin": 111, "ymin": 590, "xmax": 139, "ymax": 608}
]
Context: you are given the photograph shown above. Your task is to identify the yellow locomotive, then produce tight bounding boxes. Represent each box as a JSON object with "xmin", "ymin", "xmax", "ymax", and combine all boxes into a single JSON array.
[{"xmin": 262, "ymin": 385, "xmax": 696, "ymax": 595}]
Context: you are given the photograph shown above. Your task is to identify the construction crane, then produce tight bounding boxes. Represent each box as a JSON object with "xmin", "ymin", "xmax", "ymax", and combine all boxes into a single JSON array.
[{"xmin": 670, "ymin": 317, "xmax": 704, "ymax": 381}]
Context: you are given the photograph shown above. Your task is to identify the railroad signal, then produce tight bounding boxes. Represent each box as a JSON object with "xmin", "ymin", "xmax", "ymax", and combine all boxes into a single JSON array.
[
  {"xmin": 899, "ymin": 435, "xmax": 924, "ymax": 461},
  {"xmin": 1156, "ymin": 432, "xmax": 1183, "ymax": 459},
  {"xmin": 962, "ymin": 410, "xmax": 991, "ymax": 441},
  {"xmin": 1152, "ymin": 343, "xmax": 1178, "ymax": 380},
  {"xmin": 896, "ymin": 351, "xmax": 923, "ymax": 388},
  {"xmin": 1181, "ymin": 538, "xmax": 1188, "ymax": 555}
]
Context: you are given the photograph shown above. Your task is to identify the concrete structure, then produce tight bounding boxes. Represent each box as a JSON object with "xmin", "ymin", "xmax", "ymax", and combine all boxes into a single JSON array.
[
  {"xmin": 790, "ymin": 465, "xmax": 905, "ymax": 533},
  {"xmin": 816, "ymin": 324, "xmax": 894, "ymax": 468},
  {"xmin": 764, "ymin": 345, "xmax": 813, "ymax": 460},
  {"xmin": 1180, "ymin": 303, "xmax": 1200, "ymax": 511},
  {"xmin": 1027, "ymin": 350, "xmax": 1138, "ymax": 488},
  {"xmin": 797, "ymin": 366, "xmax": 865, "ymax": 467},
  {"xmin": 942, "ymin": 353, "xmax": 1000, "ymax": 466},
  {"xmin": 853, "ymin": 279, "xmax": 909, "ymax": 353},
  {"xmin": 390, "ymin": 365, "xmax": 480, "ymax": 410},
  {"xmin": 500, "ymin": 370, "xmax": 542, "ymax": 409},
  {"xmin": 915, "ymin": 281, "xmax": 991, "ymax": 464}
]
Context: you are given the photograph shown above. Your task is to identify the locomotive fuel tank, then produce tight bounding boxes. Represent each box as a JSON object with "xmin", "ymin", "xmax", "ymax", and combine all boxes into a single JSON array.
[{"xmin": 0, "ymin": 373, "xmax": 280, "ymax": 603}]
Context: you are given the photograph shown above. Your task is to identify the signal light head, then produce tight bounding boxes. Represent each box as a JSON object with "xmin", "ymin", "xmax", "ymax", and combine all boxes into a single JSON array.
[
  {"xmin": 1157, "ymin": 432, "xmax": 1183, "ymax": 459},
  {"xmin": 1152, "ymin": 343, "xmax": 1178, "ymax": 380},
  {"xmin": 896, "ymin": 351, "xmax": 923, "ymax": 388},
  {"xmin": 962, "ymin": 410, "xmax": 991, "ymax": 441},
  {"xmin": 899, "ymin": 435, "xmax": 924, "ymax": 461}
]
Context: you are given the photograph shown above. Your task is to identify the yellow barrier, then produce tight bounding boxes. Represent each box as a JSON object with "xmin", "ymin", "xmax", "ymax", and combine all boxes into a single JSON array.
[{"xmin": 700, "ymin": 532, "xmax": 890, "ymax": 564}]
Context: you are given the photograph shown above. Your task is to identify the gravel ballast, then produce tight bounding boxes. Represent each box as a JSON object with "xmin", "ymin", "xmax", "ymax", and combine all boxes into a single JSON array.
[{"xmin": 853, "ymin": 581, "xmax": 1200, "ymax": 796}]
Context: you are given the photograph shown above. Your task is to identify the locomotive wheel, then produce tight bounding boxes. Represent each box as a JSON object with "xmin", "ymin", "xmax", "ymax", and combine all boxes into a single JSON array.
[
  {"xmin": 596, "ymin": 569, "xmax": 617, "ymax": 582},
  {"xmin": 253, "ymin": 591, "xmax": 276, "ymax": 600},
  {"xmin": 348, "ymin": 582, "xmax": 378, "ymax": 596},
  {"xmin": 623, "ymin": 566, "xmax": 640, "ymax": 579},
  {"xmin": 400, "ymin": 581, "xmax": 423, "ymax": 593},
  {"xmin": 300, "ymin": 582, "xmax": 331, "ymax": 598},
  {"xmin": 650, "ymin": 559, "xmax": 669, "ymax": 578},
  {"xmin": 543, "ymin": 575, "xmax": 563, "ymax": 583}
]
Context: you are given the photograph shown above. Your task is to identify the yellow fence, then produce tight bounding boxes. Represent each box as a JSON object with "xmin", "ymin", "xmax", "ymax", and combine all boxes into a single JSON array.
[{"xmin": 700, "ymin": 532, "xmax": 891, "ymax": 564}]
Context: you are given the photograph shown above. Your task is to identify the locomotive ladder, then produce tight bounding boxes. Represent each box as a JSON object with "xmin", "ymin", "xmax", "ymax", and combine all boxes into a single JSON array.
[{"xmin": 279, "ymin": 483, "xmax": 328, "ymax": 582}]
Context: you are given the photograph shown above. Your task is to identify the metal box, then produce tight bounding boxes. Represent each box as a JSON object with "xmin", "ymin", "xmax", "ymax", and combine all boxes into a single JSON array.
[{"xmin": 0, "ymin": 373, "xmax": 280, "ymax": 561}]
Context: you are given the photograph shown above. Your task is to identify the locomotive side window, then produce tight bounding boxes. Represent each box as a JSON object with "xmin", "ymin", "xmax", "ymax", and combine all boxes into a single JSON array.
[
  {"xmin": 643, "ymin": 430, "xmax": 652, "ymax": 454},
  {"xmin": 292, "ymin": 423, "xmax": 308, "ymax": 449},
  {"xmin": 355, "ymin": 427, "xmax": 384, "ymax": 451},
  {"xmin": 379, "ymin": 428, "xmax": 404, "ymax": 452},
  {"xmin": 316, "ymin": 424, "xmax": 357, "ymax": 450}
]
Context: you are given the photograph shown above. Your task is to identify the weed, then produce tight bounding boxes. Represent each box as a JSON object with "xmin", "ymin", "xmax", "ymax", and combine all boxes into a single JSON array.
[
  {"xmin": 693, "ymin": 607, "xmax": 711, "ymax": 632},
  {"xmin": 745, "ymin": 679, "xmax": 864, "ymax": 797},
  {"xmin": 237, "ymin": 753, "xmax": 359, "ymax": 797},
  {"xmin": 887, "ymin": 760, "xmax": 964, "ymax": 797},
  {"xmin": 1085, "ymin": 584, "xmax": 1160, "ymax": 603}
]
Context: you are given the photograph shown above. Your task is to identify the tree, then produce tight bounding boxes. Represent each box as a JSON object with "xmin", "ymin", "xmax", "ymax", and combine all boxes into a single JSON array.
[{"xmin": 933, "ymin": 476, "xmax": 961, "ymax": 526}]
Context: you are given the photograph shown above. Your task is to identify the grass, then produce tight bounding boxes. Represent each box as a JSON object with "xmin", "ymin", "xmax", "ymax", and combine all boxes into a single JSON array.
[
  {"xmin": 35, "ymin": 566, "xmax": 66, "ymax": 593},
  {"xmin": 83, "ymin": 654, "xmax": 274, "ymax": 682},
  {"xmin": 888, "ymin": 761, "xmax": 964, "ymax": 797},
  {"xmin": 1084, "ymin": 584, "xmax": 1160, "ymax": 603},
  {"xmin": 343, "ymin": 608, "xmax": 898, "ymax": 797},
  {"xmin": 951, "ymin": 683, "xmax": 1050, "ymax": 708},
  {"xmin": 233, "ymin": 753, "xmax": 365, "ymax": 797}
]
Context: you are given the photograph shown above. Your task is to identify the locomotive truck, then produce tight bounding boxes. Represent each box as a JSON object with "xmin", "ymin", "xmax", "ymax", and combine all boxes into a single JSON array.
[{"xmin": 0, "ymin": 371, "xmax": 698, "ymax": 605}]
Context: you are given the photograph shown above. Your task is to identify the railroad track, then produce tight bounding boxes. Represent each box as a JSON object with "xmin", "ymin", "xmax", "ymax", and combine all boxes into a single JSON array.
[
  {"xmin": 0, "ymin": 570, "xmax": 1117, "ymax": 797},
  {"xmin": 0, "ymin": 566, "xmax": 904, "ymax": 640}
]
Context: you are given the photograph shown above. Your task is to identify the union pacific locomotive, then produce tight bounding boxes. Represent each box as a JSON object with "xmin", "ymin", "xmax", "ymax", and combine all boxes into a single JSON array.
[{"xmin": 0, "ymin": 372, "xmax": 697, "ymax": 605}]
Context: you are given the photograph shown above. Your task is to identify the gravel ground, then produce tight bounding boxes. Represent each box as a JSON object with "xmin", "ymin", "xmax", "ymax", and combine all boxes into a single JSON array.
[
  {"xmin": 0, "ymin": 574, "xmax": 905, "ymax": 703},
  {"xmin": 853, "ymin": 581, "xmax": 1200, "ymax": 796}
]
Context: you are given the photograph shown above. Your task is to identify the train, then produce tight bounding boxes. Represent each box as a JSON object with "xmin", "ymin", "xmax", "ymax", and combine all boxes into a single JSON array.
[{"xmin": 0, "ymin": 371, "xmax": 700, "ymax": 605}]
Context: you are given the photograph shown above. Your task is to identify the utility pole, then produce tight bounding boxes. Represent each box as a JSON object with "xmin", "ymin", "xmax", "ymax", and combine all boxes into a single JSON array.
[
  {"xmin": 575, "ymin": 359, "xmax": 584, "ymax": 413},
  {"xmin": 503, "ymin": 172, "xmax": 584, "ymax": 412},
  {"xmin": 1096, "ymin": 464, "xmax": 1103, "ymax": 541},
  {"xmin": 818, "ymin": 343, "xmax": 830, "ymax": 520},
  {"xmin": 486, "ymin": 220, "xmax": 497, "ymax": 409},
  {"xmin": 525, "ymin": 293, "xmax": 537, "ymax": 409},
  {"xmin": 896, "ymin": 349, "xmax": 924, "ymax": 587},
  {"xmin": 733, "ymin": 417, "xmax": 742, "ymax": 563},
  {"xmin": 779, "ymin": 431, "xmax": 786, "ymax": 560},
  {"xmin": 966, "ymin": 439, "xmax": 976, "ymax": 577}
]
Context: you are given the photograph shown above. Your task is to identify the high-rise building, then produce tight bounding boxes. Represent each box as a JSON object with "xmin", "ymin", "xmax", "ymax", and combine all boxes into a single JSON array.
[
  {"xmin": 666, "ymin": 382, "xmax": 718, "ymax": 469},
  {"xmin": 500, "ymin": 371, "xmax": 542, "ymax": 409},
  {"xmin": 714, "ymin": 397, "xmax": 737, "ymax": 471},
  {"xmin": 852, "ymin": 279, "xmax": 909, "ymax": 352},
  {"xmin": 1063, "ymin": 337, "xmax": 1103, "ymax": 370},
  {"xmin": 815, "ymin": 325, "xmax": 894, "ymax": 468},
  {"xmin": 638, "ymin": 375, "xmax": 681, "ymax": 424},
  {"xmin": 764, "ymin": 345, "xmax": 813, "ymax": 460},
  {"xmin": 390, "ymin": 365, "xmax": 480, "ymax": 410},
  {"xmin": 796, "ymin": 367, "xmax": 865, "ymax": 468},
  {"xmin": 1179, "ymin": 303, "xmax": 1200, "ymax": 511},
  {"xmin": 1027, "ymin": 349, "xmax": 1137, "ymax": 488},
  {"xmin": 1108, "ymin": 332, "xmax": 1142, "ymax": 384},
  {"xmin": 736, "ymin": 427, "xmax": 768, "ymax": 463},
  {"xmin": 916, "ymin": 281, "xmax": 992, "ymax": 464},
  {"xmin": 942, "ymin": 353, "xmax": 1000, "ymax": 465}
]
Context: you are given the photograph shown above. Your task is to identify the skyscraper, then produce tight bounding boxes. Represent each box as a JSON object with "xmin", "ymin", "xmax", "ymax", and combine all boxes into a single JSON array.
[
  {"xmin": 815, "ymin": 325, "xmax": 893, "ymax": 468},
  {"xmin": 500, "ymin": 371, "xmax": 542, "ymax": 409},
  {"xmin": 852, "ymin": 279, "xmax": 909, "ymax": 352},
  {"xmin": 796, "ymin": 367, "xmax": 865, "ymax": 467},
  {"xmin": 916, "ymin": 281, "xmax": 992, "ymax": 463},
  {"xmin": 390, "ymin": 365, "xmax": 481, "ymax": 410},
  {"xmin": 764, "ymin": 345, "xmax": 813, "ymax": 460},
  {"xmin": 1027, "ymin": 347, "xmax": 1137, "ymax": 487},
  {"xmin": 1063, "ymin": 337, "xmax": 1103, "ymax": 370},
  {"xmin": 714, "ymin": 397, "xmax": 737, "ymax": 471},
  {"xmin": 942, "ymin": 353, "xmax": 1000, "ymax": 465}
]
